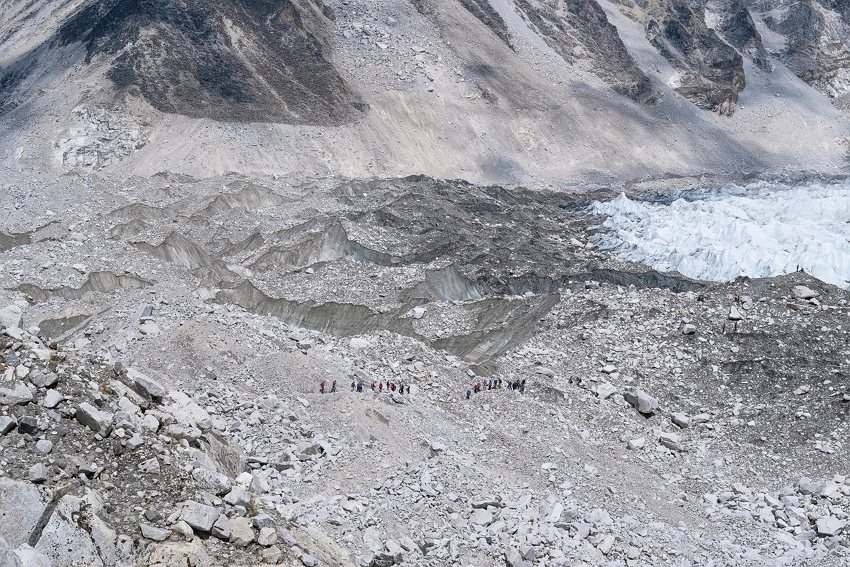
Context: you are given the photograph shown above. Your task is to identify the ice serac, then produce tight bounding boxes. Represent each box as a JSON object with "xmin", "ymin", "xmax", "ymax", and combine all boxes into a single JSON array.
[
  {"xmin": 54, "ymin": 0, "xmax": 363, "ymax": 124},
  {"xmin": 590, "ymin": 184, "xmax": 850, "ymax": 290}
]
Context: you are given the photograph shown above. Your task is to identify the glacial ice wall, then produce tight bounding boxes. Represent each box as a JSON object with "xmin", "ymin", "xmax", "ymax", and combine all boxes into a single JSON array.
[{"xmin": 589, "ymin": 183, "xmax": 850, "ymax": 289}]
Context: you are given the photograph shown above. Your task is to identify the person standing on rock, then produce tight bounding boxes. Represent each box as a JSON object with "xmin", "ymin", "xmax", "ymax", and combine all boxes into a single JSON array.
[
  {"xmin": 466, "ymin": 389, "xmax": 471, "ymax": 400},
  {"xmin": 357, "ymin": 381, "xmax": 363, "ymax": 392},
  {"xmin": 722, "ymin": 323, "xmax": 726, "ymax": 334},
  {"xmin": 351, "ymin": 380, "xmax": 356, "ymax": 391},
  {"xmin": 320, "ymin": 381, "xmax": 325, "ymax": 394},
  {"xmin": 379, "ymin": 382, "xmax": 383, "ymax": 392},
  {"xmin": 331, "ymin": 380, "xmax": 336, "ymax": 393},
  {"xmin": 520, "ymin": 379, "xmax": 526, "ymax": 393}
]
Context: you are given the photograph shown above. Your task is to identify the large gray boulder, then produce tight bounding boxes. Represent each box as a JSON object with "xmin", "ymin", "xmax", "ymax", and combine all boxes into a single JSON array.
[
  {"xmin": 0, "ymin": 305, "xmax": 23, "ymax": 330},
  {"xmin": 0, "ymin": 478, "xmax": 47, "ymax": 547},
  {"xmin": 623, "ymin": 386, "xmax": 659, "ymax": 414},
  {"xmin": 75, "ymin": 402, "xmax": 113, "ymax": 434},
  {"xmin": 0, "ymin": 382, "xmax": 33, "ymax": 406},
  {"xmin": 179, "ymin": 501, "xmax": 220, "ymax": 533}
]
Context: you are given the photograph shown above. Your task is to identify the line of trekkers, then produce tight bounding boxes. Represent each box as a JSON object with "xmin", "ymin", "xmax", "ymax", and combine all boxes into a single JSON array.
[{"xmin": 466, "ymin": 379, "xmax": 525, "ymax": 399}]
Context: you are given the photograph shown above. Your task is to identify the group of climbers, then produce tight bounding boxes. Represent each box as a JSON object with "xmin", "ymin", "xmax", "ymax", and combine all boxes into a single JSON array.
[{"xmin": 466, "ymin": 378, "xmax": 525, "ymax": 399}]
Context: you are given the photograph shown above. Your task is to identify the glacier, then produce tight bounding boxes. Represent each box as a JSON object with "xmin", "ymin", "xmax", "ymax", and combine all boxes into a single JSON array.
[{"xmin": 589, "ymin": 182, "xmax": 850, "ymax": 289}]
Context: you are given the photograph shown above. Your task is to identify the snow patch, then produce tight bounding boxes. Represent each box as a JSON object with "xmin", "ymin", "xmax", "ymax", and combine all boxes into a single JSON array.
[{"xmin": 589, "ymin": 183, "xmax": 850, "ymax": 289}]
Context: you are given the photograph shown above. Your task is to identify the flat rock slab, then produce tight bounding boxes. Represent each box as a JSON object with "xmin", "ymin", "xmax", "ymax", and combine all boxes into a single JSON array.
[
  {"xmin": 180, "ymin": 501, "xmax": 220, "ymax": 533},
  {"xmin": 0, "ymin": 478, "xmax": 47, "ymax": 546},
  {"xmin": 0, "ymin": 382, "xmax": 33, "ymax": 405}
]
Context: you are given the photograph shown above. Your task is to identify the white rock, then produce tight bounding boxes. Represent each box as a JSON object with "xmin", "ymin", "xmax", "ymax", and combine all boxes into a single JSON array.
[
  {"xmin": 0, "ymin": 305, "xmax": 23, "ymax": 329},
  {"xmin": 627, "ymin": 437, "xmax": 645, "ymax": 450},
  {"xmin": 792, "ymin": 285, "xmax": 819, "ymax": 299}
]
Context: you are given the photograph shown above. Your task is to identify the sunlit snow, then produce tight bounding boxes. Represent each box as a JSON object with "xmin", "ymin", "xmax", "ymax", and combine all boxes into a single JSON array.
[{"xmin": 589, "ymin": 183, "xmax": 850, "ymax": 289}]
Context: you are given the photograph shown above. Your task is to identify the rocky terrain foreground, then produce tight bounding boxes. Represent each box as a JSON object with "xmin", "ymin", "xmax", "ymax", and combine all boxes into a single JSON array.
[{"xmin": 0, "ymin": 172, "xmax": 849, "ymax": 567}]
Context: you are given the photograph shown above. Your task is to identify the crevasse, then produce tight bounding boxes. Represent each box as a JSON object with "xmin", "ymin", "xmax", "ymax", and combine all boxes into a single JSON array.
[{"xmin": 589, "ymin": 183, "xmax": 850, "ymax": 289}]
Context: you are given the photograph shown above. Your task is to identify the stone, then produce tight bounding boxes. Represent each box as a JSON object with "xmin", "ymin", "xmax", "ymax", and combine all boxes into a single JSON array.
[
  {"xmin": 0, "ymin": 382, "xmax": 33, "ymax": 406},
  {"xmin": 126, "ymin": 368, "xmax": 167, "ymax": 398},
  {"xmin": 29, "ymin": 464, "xmax": 49, "ymax": 483},
  {"xmin": 224, "ymin": 486, "xmax": 251, "ymax": 507},
  {"xmin": 42, "ymin": 390, "xmax": 63, "ymax": 409},
  {"xmin": 601, "ymin": 364, "xmax": 617, "ymax": 374},
  {"xmin": 505, "ymin": 547, "xmax": 528, "ymax": 567},
  {"xmin": 141, "ymin": 523, "xmax": 171, "ymax": 541},
  {"xmin": 349, "ymin": 337, "xmax": 370, "ymax": 350},
  {"xmin": 229, "ymin": 517, "xmax": 255, "ymax": 546},
  {"xmin": 257, "ymin": 527, "xmax": 277, "ymax": 546},
  {"xmin": 412, "ymin": 306, "xmax": 426, "ymax": 319},
  {"xmin": 191, "ymin": 468, "xmax": 232, "ymax": 496},
  {"xmin": 363, "ymin": 526, "xmax": 383, "ymax": 553},
  {"xmin": 792, "ymin": 285, "xmax": 819, "ymax": 299},
  {"xmin": 470, "ymin": 508, "xmax": 494, "ymax": 526},
  {"xmin": 728, "ymin": 306, "xmax": 744, "ymax": 320},
  {"xmin": 0, "ymin": 416, "xmax": 16, "ymax": 434},
  {"xmin": 471, "ymin": 496, "xmax": 501, "ymax": 509},
  {"xmin": 252, "ymin": 514, "xmax": 276, "ymax": 530},
  {"xmin": 659, "ymin": 432, "xmax": 682, "ymax": 451},
  {"xmin": 29, "ymin": 372, "xmax": 58, "ymax": 388},
  {"xmin": 211, "ymin": 514, "xmax": 231, "ymax": 540},
  {"xmin": 72, "ymin": 263, "xmax": 87, "ymax": 273},
  {"xmin": 682, "ymin": 324, "xmax": 696, "ymax": 334},
  {"xmin": 798, "ymin": 477, "xmax": 825, "ymax": 495},
  {"xmin": 0, "ymin": 305, "xmax": 23, "ymax": 330},
  {"xmin": 35, "ymin": 440, "xmax": 52, "ymax": 454},
  {"xmin": 0, "ymin": 478, "xmax": 47, "ymax": 547},
  {"xmin": 180, "ymin": 501, "xmax": 220, "ymax": 532},
  {"xmin": 162, "ymin": 424, "xmax": 202, "ymax": 442},
  {"xmin": 171, "ymin": 519, "xmax": 196, "ymax": 540},
  {"xmin": 672, "ymin": 413, "xmax": 690, "ymax": 428},
  {"xmin": 816, "ymin": 516, "xmax": 845, "ymax": 536},
  {"xmin": 138, "ymin": 457, "xmax": 160, "ymax": 474},
  {"xmin": 125, "ymin": 433, "xmax": 144, "ymax": 449},
  {"xmin": 301, "ymin": 554, "xmax": 318, "ymax": 567},
  {"xmin": 75, "ymin": 402, "xmax": 113, "ymax": 434},
  {"xmin": 535, "ymin": 367, "xmax": 555, "ymax": 377},
  {"xmin": 627, "ymin": 437, "xmax": 645, "ymax": 450},
  {"xmin": 262, "ymin": 545, "xmax": 282, "ymax": 564},
  {"xmin": 623, "ymin": 386, "xmax": 659, "ymax": 414},
  {"xmin": 596, "ymin": 383, "xmax": 617, "ymax": 399},
  {"xmin": 17, "ymin": 416, "xmax": 38, "ymax": 436},
  {"xmin": 145, "ymin": 537, "xmax": 213, "ymax": 567},
  {"xmin": 597, "ymin": 534, "xmax": 615, "ymax": 554}
]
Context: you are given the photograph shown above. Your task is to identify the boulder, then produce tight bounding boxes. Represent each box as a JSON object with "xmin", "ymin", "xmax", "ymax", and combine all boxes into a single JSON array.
[
  {"xmin": 229, "ymin": 517, "xmax": 255, "ymax": 547},
  {"xmin": 627, "ymin": 437, "xmax": 645, "ymax": 450},
  {"xmin": 179, "ymin": 501, "xmax": 220, "ymax": 533},
  {"xmin": 75, "ymin": 402, "xmax": 113, "ymax": 434},
  {"xmin": 672, "ymin": 413, "xmax": 690, "ymax": 429},
  {"xmin": 659, "ymin": 432, "xmax": 682, "ymax": 451},
  {"xmin": 144, "ymin": 537, "xmax": 213, "ymax": 567},
  {"xmin": 470, "ymin": 509, "xmax": 494, "ymax": 526},
  {"xmin": 0, "ymin": 305, "xmax": 23, "ymax": 329},
  {"xmin": 0, "ymin": 382, "xmax": 33, "ymax": 406},
  {"xmin": 682, "ymin": 324, "xmax": 696, "ymax": 335},
  {"xmin": 126, "ymin": 368, "xmax": 167, "ymax": 398},
  {"xmin": 140, "ymin": 523, "xmax": 171, "ymax": 541},
  {"xmin": 28, "ymin": 464, "xmax": 49, "ymax": 484},
  {"xmin": 728, "ymin": 306, "xmax": 744, "ymax": 320},
  {"xmin": 211, "ymin": 515, "xmax": 231, "ymax": 540},
  {"xmin": 0, "ymin": 416, "xmax": 16, "ymax": 435},
  {"xmin": 816, "ymin": 516, "xmax": 845, "ymax": 536},
  {"xmin": 623, "ymin": 387, "xmax": 658, "ymax": 414},
  {"xmin": 42, "ymin": 390, "xmax": 63, "ymax": 409},
  {"xmin": 792, "ymin": 285, "xmax": 819, "ymax": 300},
  {"xmin": 257, "ymin": 527, "xmax": 277, "ymax": 547},
  {"xmin": 191, "ymin": 468, "xmax": 232, "ymax": 496}
]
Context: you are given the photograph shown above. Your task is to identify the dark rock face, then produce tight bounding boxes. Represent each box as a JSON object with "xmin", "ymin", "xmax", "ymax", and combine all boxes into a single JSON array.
[
  {"xmin": 57, "ymin": 0, "xmax": 364, "ymax": 124},
  {"xmin": 646, "ymin": 0, "xmax": 744, "ymax": 115},
  {"xmin": 458, "ymin": 0, "xmax": 514, "ymax": 49},
  {"xmin": 763, "ymin": 0, "xmax": 850, "ymax": 100},
  {"xmin": 707, "ymin": 0, "xmax": 772, "ymax": 72},
  {"xmin": 514, "ymin": 0, "xmax": 659, "ymax": 104}
]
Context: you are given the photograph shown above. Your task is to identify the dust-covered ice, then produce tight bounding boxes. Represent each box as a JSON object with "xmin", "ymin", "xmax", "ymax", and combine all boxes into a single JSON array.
[{"xmin": 590, "ymin": 182, "xmax": 850, "ymax": 289}]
